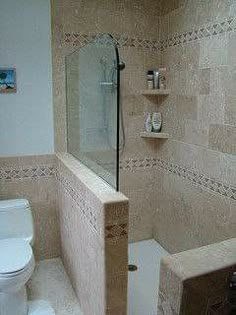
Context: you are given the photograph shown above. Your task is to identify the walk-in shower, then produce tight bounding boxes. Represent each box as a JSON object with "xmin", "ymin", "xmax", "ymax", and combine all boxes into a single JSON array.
[{"xmin": 66, "ymin": 34, "xmax": 125, "ymax": 190}]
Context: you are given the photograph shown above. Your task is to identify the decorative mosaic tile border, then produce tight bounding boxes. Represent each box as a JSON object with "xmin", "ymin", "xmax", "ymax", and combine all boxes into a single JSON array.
[
  {"xmin": 0, "ymin": 165, "xmax": 55, "ymax": 181},
  {"xmin": 64, "ymin": 16, "xmax": 236, "ymax": 52},
  {"xmin": 57, "ymin": 170, "xmax": 128, "ymax": 238},
  {"xmin": 120, "ymin": 157, "xmax": 236, "ymax": 201},
  {"xmin": 56, "ymin": 171, "xmax": 98, "ymax": 231},
  {"xmin": 160, "ymin": 16, "xmax": 236, "ymax": 50},
  {"xmin": 105, "ymin": 223, "xmax": 128, "ymax": 239},
  {"xmin": 120, "ymin": 157, "xmax": 157, "ymax": 170},
  {"xmin": 1, "ymin": 158, "xmax": 236, "ymax": 202},
  {"xmin": 64, "ymin": 32, "xmax": 160, "ymax": 51}
]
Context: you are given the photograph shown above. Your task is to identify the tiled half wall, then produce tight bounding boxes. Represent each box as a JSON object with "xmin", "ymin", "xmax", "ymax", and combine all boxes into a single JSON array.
[
  {"xmin": 56, "ymin": 153, "xmax": 129, "ymax": 315},
  {"xmin": 158, "ymin": 238, "xmax": 236, "ymax": 315}
]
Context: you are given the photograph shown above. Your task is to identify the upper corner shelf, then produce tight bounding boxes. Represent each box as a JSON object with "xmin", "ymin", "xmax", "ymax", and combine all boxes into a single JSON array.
[{"xmin": 142, "ymin": 89, "xmax": 170, "ymax": 96}]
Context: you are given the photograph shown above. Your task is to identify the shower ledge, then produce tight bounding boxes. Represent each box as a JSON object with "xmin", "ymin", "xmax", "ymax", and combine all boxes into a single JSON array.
[
  {"xmin": 140, "ymin": 131, "xmax": 170, "ymax": 139},
  {"xmin": 142, "ymin": 89, "xmax": 170, "ymax": 96}
]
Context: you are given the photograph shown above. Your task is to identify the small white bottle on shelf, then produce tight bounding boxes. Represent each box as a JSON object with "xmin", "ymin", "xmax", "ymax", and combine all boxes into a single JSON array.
[{"xmin": 145, "ymin": 112, "xmax": 152, "ymax": 133}]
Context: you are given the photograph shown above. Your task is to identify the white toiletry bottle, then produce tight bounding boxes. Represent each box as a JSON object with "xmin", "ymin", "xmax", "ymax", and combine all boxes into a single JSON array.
[
  {"xmin": 152, "ymin": 112, "xmax": 162, "ymax": 132},
  {"xmin": 145, "ymin": 113, "xmax": 152, "ymax": 133}
]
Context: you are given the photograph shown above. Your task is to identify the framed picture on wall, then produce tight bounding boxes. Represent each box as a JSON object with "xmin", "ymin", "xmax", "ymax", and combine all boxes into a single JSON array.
[{"xmin": 0, "ymin": 68, "xmax": 16, "ymax": 93}]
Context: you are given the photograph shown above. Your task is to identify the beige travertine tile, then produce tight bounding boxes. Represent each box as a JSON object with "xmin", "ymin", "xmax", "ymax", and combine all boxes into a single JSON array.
[
  {"xmin": 225, "ymin": 95, "xmax": 236, "ymax": 126},
  {"xmin": 161, "ymin": 42, "xmax": 200, "ymax": 72},
  {"xmin": 119, "ymin": 169, "xmax": 156, "ymax": 191},
  {"xmin": 183, "ymin": 119, "xmax": 209, "ymax": 146},
  {"xmin": 0, "ymin": 177, "xmax": 56, "ymax": 204},
  {"xmin": 160, "ymin": 0, "xmax": 182, "ymax": 16},
  {"xmin": 198, "ymin": 94, "xmax": 225, "ymax": 125},
  {"xmin": 153, "ymin": 168, "xmax": 236, "ymax": 253},
  {"xmin": 199, "ymin": 34, "xmax": 228, "ymax": 69},
  {"xmin": 208, "ymin": 124, "xmax": 236, "ymax": 155},
  {"xmin": 0, "ymin": 154, "xmax": 55, "ymax": 167},
  {"xmin": 32, "ymin": 201, "xmax": 61, "ymax": 261},
  {"xmin": 228, "ymin": 32, "xmax": 236, "ymax": 65},
  {"xmin": 124, "ymin": 188, "xmax": 155, "ymax": 242},
  {"xmin": 199, "ymin": 68, "xmax": 211, "ymax": 95}
]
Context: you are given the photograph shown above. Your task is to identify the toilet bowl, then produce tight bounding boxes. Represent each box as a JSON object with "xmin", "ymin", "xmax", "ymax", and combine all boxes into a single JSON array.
[
  {"xmin": 0, "ymin": 238, "xmax": 35, "ymax": 315},
  {"xmin": 0, "ymin": 199, "xmax": 54, "ymax": 315}
]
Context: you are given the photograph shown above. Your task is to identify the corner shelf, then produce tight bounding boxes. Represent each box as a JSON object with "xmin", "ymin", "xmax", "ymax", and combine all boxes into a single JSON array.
[
  {"xmin": 140, "ymin": 132, "xmax": 170, "ymax": 139},
  {"xmin": 142, "ymin": 89, "xmax": 170, "ymax": 96}
]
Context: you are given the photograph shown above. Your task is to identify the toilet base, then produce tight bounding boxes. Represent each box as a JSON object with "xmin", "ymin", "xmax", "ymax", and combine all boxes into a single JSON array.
[
  {"xmin": 28, "ymin": 300, "xmax": 55, "ymax": 315},
  {"xmin": 0, "ymin": 286, "xmax": 28, "ymax": 315}
]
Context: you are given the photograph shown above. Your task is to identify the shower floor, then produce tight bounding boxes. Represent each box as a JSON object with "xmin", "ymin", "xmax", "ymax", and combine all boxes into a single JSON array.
[{"xmin": 128, "ymin": 239, "xmax": 169, "ymax": 315}]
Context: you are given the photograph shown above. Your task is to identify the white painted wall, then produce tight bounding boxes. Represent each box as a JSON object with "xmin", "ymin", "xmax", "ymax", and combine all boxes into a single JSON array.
[{"xmin": 0, "ymin": 0, "xmax": 54, "ymax": 156}]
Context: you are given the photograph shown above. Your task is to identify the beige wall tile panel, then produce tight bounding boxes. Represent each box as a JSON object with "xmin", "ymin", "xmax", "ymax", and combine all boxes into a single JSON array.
[
  {"xmin": 225, "ymin": 95, "xmax": 236, "ymax": 126},
  {"xmin": 156, "ymin": 138, "xmax": 236, "ymax": 190},
  {"xmin": 0, "ymin": 154, "xmax": 55, "ymax": 167},
  {"xmin": 208, "ymin": 124, "xmax": 236, "ymax": 155},
  {"xmin": 183, "ymin": 119, "xmax": 209, "ymax": 147},
  {"xmin": 32, "ymin": 201, "xmax": 61, "ymax": 261},
  {"xmin": 153, "ymin": 168, "xmax": 236, "ymax": 253}
]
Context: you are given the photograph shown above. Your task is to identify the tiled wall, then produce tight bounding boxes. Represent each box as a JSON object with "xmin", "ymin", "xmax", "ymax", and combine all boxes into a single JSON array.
[
  {"xmin": 52, "ymin": 0, "xmax": 236, "ymax": 253},
  {"xmin": 51, "ymin": 0, "xmax": 162, "ymax": 242},
  {"xmin": 51, "ymin": 0, "xmax": 162, "ymax": 152},
  {"xmin": 153, "ymin": 0, "xmax": 236, "ymax": 253},
  {"xmin": 56, "ymin": 153, "xmax": 128, "ymax": 315},
  {"xmin": 0, "ymin": 155, "xmax": 60, "ymax": 261}
]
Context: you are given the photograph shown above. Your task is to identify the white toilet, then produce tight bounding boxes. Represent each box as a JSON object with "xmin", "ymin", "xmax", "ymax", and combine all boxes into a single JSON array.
[{"xmin": 0, "ymin": 199, "xmax": 54, "ymax": 315}]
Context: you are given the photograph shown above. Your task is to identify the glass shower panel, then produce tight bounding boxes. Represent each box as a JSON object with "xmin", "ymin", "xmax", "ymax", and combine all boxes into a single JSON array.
[{"xmin": 66, "ymin": 34, "xmax": 120, "ymax": 190}]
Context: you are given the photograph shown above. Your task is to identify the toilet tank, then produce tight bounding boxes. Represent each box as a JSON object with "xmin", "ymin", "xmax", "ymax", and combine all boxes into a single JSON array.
[{"xmin": 0, "ymin": 199, "xmax": 34, "ymax": 245}]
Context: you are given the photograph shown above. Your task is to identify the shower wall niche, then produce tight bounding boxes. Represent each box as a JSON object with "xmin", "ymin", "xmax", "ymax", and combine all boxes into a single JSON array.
[{"xmin": 66, "ymin": 34, "xmax": 120, "ymax": 190}]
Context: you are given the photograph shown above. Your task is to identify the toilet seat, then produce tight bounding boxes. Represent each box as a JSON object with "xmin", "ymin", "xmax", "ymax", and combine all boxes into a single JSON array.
[{"xmin": 0, "ymin": 238, "xmax": 33, "ymax": 277}]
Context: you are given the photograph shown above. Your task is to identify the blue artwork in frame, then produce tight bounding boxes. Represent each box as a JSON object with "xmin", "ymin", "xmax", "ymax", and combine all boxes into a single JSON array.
[{"xmin": 0, "ymin": 68, "xmax": 16, "ymax": 93}]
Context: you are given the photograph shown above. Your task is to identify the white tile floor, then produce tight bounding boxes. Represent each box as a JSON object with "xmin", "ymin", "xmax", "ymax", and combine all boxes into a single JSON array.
[
  {"xmin": 128, "ymin": 239, "xmax": 169, "ymax": 315},
  {"xmin": 28, "ymin": 258, "xmax": 83, "ymax": 315},
  {"xmin": 28, "ymin": 240, "xmax": 168, "ymax": 315}
]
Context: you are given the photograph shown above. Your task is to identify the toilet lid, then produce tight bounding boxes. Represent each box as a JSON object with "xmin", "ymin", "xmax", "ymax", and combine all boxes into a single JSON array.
[{"xmin": 0, "ymin": 238, "xmax": 33, "ymax": 274}]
